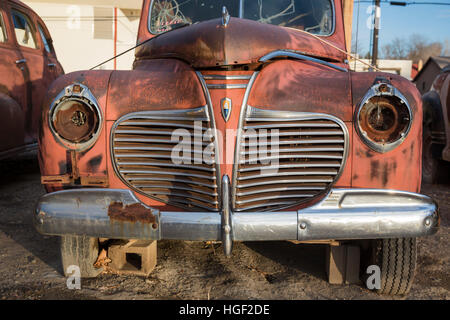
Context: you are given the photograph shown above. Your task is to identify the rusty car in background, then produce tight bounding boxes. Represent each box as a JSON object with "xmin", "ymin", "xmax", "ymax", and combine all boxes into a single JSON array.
[
  {"xmin": 422, "ymin": 65, "xmax": 450, "ymax": 183},
  {"xmin": 0, "ymin": 0, "xmax": 63, "ymax": 160},
  {"xmin": 35, "ymin": 0, "xmax": 439, "ymax": 296}
]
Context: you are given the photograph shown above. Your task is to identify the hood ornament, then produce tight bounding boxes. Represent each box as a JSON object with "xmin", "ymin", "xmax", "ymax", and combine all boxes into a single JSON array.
[
  {"xmin": 221, "ymin": 98, "xmax": 232, "ymax": 122},
  {"xmin": 222, "ymin": 6, "xmax": 230, "ymax": 27}
]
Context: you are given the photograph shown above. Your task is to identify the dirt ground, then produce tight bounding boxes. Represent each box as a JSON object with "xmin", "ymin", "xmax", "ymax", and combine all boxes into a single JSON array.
[{"xmin": 0, "ymin": 152, "xmax": 448, "ymax": 300}]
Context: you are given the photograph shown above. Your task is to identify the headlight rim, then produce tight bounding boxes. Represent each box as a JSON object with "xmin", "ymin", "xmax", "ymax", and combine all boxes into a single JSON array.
[
  {"xmin": 355, "ymin": 82, "xmax": 413, "ymax": 153},
  {"xmin": 48, "ymin": 83, "xmax": 103, "ymax": 152}
]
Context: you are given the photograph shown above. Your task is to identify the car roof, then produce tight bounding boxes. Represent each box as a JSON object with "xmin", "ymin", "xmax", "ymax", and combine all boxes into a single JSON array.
[{"xmin": 7, "ymin": 0, "xmax": 35, "ymax": 13}]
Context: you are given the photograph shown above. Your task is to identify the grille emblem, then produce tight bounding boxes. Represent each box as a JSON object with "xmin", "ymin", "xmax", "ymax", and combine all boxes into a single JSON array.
[{"xmin": 221, "ymin": 98, "xmax": 232, "ymax": 122}]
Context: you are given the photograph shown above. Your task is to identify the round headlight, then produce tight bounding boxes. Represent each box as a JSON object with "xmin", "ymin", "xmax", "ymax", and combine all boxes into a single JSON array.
[
  {"xmin": 52, "ymin": 99, "xmax": 98, "ymax": 143},
  {"xmin": 49, "ymin": 84, "xmax": 102, "ymax": 151},
  {"xmin": 356, "ymin": 83, "xmax": 412, "ymax": 153}
]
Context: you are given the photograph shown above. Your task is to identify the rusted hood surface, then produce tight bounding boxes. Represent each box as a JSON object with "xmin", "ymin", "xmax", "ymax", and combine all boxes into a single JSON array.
[{"xmin": 135, "ymin": 17, "xmax": 346, "ymax": 68}]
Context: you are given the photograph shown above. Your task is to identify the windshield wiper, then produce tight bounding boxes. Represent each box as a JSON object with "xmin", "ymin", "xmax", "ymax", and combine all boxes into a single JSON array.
[{"xmin": 259, "ymin": 50, "xmax": 348, "ymax": 72}]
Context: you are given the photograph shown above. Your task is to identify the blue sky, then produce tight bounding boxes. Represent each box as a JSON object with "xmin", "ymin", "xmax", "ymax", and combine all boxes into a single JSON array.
[{"xmin": 352, "ymin": 0, "xmax": 450, "ymax": 56}]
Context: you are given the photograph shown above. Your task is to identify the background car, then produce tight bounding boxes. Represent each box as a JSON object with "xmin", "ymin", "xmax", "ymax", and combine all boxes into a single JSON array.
[
  {"xmin": 0, "ymin": 0, "xmax": 63, "ymax": 160},
  {"xmin": 422, "ymin": 65, "xmax": 450, "ymax": 184}
]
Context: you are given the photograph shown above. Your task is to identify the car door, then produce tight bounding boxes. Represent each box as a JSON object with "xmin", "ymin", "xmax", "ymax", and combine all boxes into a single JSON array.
[
  {"xmin": 37, "ymin": 21, "xmax": 64, "ymax": 88},
  {"xmin": 9, "ymin": 4, "xmax": 46, "ymax": 144},
  {"xmin": 0, "ymin": 4, "xmax": 27, "ymax": 154}
]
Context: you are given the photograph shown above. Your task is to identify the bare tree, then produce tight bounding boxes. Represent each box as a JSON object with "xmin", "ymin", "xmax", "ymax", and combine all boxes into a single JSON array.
[
  {"xmin": 382, "ymin": 37, "xmax": 408, "ymax": 60},
  {"xmin": 408, "ymin": 34, "xmax": 443, "ymax": 64},
  {"xmin": 382, "ymin": 34, "xmax": 445, "ymax": 63}
]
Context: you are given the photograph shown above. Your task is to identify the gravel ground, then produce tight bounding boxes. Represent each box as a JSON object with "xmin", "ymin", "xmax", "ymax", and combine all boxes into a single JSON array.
[{"xmin": 0, "ymin": 152, "xmax": 448, "ymax": 300}]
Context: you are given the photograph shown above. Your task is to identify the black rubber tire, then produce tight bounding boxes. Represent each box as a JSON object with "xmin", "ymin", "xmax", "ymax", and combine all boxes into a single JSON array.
[
  {"xmin": 372, "ymin": 238, "xmax": 417, "ymax": 296},
  {"xmin": 60, "ymin": 235, "xmax": 103, "ymax": 278},
  {"xmin": 422, "ymin": 124, "xmax": 443, "ymax": 184}
]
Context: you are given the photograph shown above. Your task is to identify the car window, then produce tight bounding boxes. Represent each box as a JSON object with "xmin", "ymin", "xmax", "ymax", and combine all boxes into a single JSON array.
[
  {"xmin": 149, "ymin": 0, "xmax": 334, "ymax": 36},
  {"xmin": 0, "ymin": 13, "xmax": 6, "ymax": 42},
  {"xmin": 11, "ymin": 9, "xmax": 38, "ymax": 49},
  {"xmin": 38, "ymin": 24, "xmax": 53, "ymax": 53}
]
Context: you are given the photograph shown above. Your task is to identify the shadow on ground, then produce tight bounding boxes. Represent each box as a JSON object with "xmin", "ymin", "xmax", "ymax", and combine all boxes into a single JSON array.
[{"xmin": 0, "ymin": 151, "xmax": 62, "ymax": 275}]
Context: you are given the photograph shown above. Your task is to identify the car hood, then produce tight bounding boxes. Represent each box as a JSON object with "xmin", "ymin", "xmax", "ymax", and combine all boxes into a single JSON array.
[{"xmin": 135, "ymin": 17, "xmax": 346, "ymax": 68}]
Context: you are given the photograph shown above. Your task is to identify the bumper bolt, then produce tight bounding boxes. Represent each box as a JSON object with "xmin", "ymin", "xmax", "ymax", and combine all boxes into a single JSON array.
[
  {"xmin": 425, "ymin": 218, "xmax": 431, "ymax": 226},
  {"xmin": 299, "ymin": 222, "xmax": 307, "ymax": 230}
]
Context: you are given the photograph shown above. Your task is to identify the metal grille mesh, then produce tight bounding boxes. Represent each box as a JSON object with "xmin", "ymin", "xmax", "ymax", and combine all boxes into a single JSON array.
[
  {"xmin": 233, "ymin": 106, "xmax": 347, "ymax": 212},
  {"xmin": 111, "ymin": 107, "xmax": 219, "ymax": 211}
]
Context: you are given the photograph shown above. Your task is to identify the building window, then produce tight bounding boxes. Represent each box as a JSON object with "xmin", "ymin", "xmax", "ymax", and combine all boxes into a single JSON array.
[{"xmin": 94, "ymin": 7, "xmax": 113, "ymax": 40}]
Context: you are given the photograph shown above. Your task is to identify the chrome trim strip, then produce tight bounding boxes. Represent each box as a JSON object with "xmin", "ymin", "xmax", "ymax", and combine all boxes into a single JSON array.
[
  {"xmin": 237, "ymin": 178, "xmax": 334, "ymax": 188},
  {"xmin": 231, "ymin": 72, "xmax": 260, "ymax": 209},
  {"xmin": 243, "ymin": 130, "xmax": 344, "ymax": 137},
  {"xmin": 119, "ymin": 121, "xmax": 210, "ymax": 131},
  {"xmin": 114, "ymin": 137, "xmax": 211, "ymax": 146},
  {"xmin": 236, "ymin": 193, "xmax": 314, "ymax": 205},
  {"xmin": 136, "ymin": 184, "xmax": 218, "ymax": 197},
  {"xmin": 238, "ymin": 171, "xmax": 337, "ymax": 181},
  {"xmin": 244, "ymin": 123, "xmax": 340, "ymax": 129},
  {"xmin": 243, "ymin": 138, "xmax": 345, "ymax": 146},
  {"xmin": 35, "ymin": 188, "xmax": 439, "ymax": 243},
  {"xmin": 127, "ymin": 177, "xmax": 217, "ymax": 189},
  {"xmin": 259, "ymin": 50, "xmax": 347, "ymax": 72},
  {"xmin": 120, "ymin": 169, "xmax": 216, "ymax": 180},
  {"xmin": 221, "ymin": 175, "xmax": 233, "ymax": 256},
  {"xmin": 203, "ymin": 75, "xmax": 252, "ymax": 80},
  {"xmin": 236, "ymin": 186, "xmax": 326, "ymax": 196},
  {"xmin": 239, "ymin": 154, "xmax": 343, "ymax": 163},
  {"xmin": 206, "ymin": 84, "xmax": 248, "ymax": 90},
  {"xmin": 195, "ymin": 72, "xmax": 223, "ymax": 203},
  {"xmin": 238, "ymin": 163, "xmax": 340, "ymax": 172},
  {"xmin": 117, "ymin": 161, "xmax": 216, "ymax": 172},
  {"xmin": 114, "ymin": 106, "xmax": 210, "ymax": 121},
  {"xmin": 242, "ymin": 147, "xmax": 344, "ymax": 154}
]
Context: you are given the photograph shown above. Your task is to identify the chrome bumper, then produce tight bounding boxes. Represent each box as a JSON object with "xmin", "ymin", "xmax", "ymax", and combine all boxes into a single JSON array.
[{"xmin": 35, "ymin": 182, "xmax": 439, "ymax": 255}]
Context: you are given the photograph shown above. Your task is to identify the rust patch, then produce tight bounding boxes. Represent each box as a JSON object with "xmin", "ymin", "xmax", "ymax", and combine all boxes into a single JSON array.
[
  {"xmin": 370, "ymin": 160, "xmax": 380, "ymax": 180},
  {"xmin": 382, "ymin": 163, "xmax": 389, "ymax": 187},
  {"xmin": 108, "ymin": 202, "xmax": 158, "ymax": 227},
  {"xmin": 87, "ymin": 155, "xmax": 103, "ymax": 171}
]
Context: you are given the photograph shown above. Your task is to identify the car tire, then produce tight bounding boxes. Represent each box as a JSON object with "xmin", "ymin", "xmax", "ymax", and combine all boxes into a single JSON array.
[
  {"xmin": 422, "ymin": 124, "xmax": 443, "ymax": 184},
  {"xmin": 60, "ymin": 235, "xmax": 103, "ymax": 278},
  {"xmin": 369, "ymin": 238, "xmax": 417, "ymax": 296}
]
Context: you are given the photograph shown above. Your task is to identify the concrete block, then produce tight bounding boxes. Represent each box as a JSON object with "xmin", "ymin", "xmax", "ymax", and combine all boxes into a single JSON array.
[{"xmin": 108, "ymin": 240, "xmax": 157, "ymax": 276}]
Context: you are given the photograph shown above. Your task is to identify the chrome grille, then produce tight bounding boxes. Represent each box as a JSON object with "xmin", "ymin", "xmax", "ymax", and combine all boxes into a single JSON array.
[
  {"xmin": 111, "ymin": 107, "xmax": 220, "ymax": 211},
  {"xmin": 233, "ymin": 106, "xmax": 348, "ymax": 212}
]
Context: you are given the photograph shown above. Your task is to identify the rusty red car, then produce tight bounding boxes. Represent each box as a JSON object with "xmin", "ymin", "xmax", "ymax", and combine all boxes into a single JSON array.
[
  {"xmin": 35, "ymin": 0, "xmax": 439, "ymax": 296},
  {"xmin": 0, "ymin": 0, "xmax": 63, "ymax": 160}
]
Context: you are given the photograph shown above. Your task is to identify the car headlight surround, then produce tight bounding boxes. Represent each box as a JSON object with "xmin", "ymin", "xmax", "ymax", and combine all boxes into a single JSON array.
[
  {"xmin": 356, "ymin": 83, "xmax": 413, "ymax": 153},
  {"xmin": 49, "ymin": 83, "xmax": 103, "ymax": 151}
]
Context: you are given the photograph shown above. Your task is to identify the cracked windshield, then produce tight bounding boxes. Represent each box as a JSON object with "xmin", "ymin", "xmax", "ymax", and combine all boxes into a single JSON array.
[{"xmin": 149, "ymin": 0, "xmax": 334, "ymax": 35}]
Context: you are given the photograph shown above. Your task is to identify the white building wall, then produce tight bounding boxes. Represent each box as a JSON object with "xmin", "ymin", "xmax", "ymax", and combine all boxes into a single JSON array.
[
  {"xmin": 23, "ymin": 0, "xmax": 143, "ymax": 73},
  {"xmin": 349, "ymin": 58, "xmax": 413, "ymax": 80}
]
